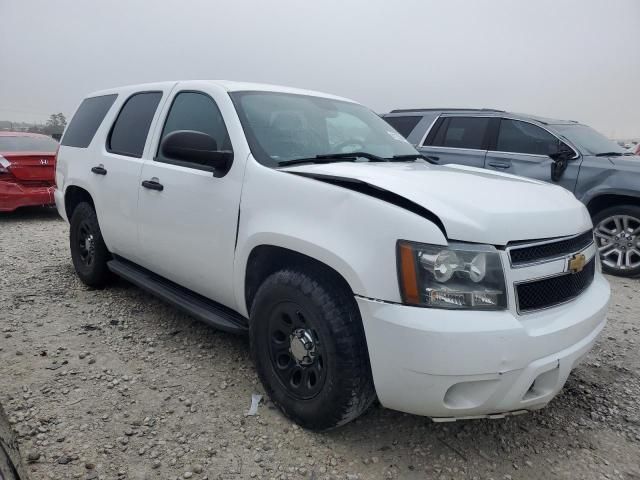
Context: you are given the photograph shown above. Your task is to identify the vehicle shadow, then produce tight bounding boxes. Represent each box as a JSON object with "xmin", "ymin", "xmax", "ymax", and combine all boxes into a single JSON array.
[{"xmin": 0, "ymin": 206, "xmax": 61, "ymax": 224}]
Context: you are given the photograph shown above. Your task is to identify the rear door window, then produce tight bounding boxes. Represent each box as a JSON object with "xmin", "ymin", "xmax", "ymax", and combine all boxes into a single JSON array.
[
  {"xmin": 496, "ymin": 119, "xmax": 559, "ymax": 155},
  {"xmin": 61, "ymin": 94, "xmax": 117, "ymax": 148},
  {"xmin": 431, "ymin": 117, "xmax": 490, "ymax": 150},
  {"xmin": 107, "ymin": 92, "xmax": 162, "ymax": 158},
  {"xmin": 383, "ymin": 116, "xmax": 421, "ymax": 138}
]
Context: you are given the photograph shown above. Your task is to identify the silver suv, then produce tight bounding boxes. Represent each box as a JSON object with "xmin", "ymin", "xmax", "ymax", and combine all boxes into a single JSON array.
[{"xmin": 383, "ymin": 108, "xmax": 640, "ymax": 277}]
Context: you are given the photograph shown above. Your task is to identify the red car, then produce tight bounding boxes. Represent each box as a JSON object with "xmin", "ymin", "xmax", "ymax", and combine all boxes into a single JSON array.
[{"xmin": 0, "ymin": 131, "xmax": 58, "ymax": 212}]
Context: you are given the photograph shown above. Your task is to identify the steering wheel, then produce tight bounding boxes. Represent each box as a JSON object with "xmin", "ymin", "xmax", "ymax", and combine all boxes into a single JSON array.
[{"xmin": 331, "ymin": 138, "xmax": 366, "ymax": 154}]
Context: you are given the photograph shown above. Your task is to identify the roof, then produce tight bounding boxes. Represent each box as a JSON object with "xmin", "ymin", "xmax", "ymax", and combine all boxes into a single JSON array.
[
  {"xmin": 0, "ymin": 131, "xmax": 53, "ymax": 138},
  {"xmin": 384, "ymin": 108, "xmax": 579, "ymax": 125},
  {"xmin": 389, "ymin": 108, "xmax": 504, "ymax": 114},
  {"xmin": 86, "ymin": 80, "xmax": 357, "ymax": 104}
]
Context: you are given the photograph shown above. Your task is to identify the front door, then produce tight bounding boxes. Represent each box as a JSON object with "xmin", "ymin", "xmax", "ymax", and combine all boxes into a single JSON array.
[
  {"xmin": 137, "ymin": 84, "xmax": 246, "ymax": 309},
  {"xmin": 484, "ymin": 118, "xmax": 581, "ymax": 191}
]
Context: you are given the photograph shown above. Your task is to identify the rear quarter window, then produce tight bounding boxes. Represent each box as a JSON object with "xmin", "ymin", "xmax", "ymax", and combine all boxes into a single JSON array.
[{"xmin": 61, "ymin": 94, "xmax": 118, "ymax": 148}]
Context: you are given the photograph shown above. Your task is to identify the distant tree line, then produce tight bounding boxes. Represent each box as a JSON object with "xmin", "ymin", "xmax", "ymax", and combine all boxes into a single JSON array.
[{"xmin": 0, "ymin": 113, "xmax": 67, "ymax": 136}]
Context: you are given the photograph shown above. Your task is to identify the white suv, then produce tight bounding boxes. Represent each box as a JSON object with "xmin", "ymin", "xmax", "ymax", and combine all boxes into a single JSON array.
[{"xmin": 55, "ymin": 81, "xmax": 610, "ymax": 430}]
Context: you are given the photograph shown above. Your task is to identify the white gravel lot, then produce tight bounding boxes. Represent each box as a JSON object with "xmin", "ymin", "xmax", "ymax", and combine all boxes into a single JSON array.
[{"xmin": 1, "ymin": 207, "xmax": 639, "ymax": 480}]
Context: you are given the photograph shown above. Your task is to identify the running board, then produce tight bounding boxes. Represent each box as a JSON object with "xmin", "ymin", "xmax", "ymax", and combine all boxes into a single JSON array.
[{"xmin": 107, "ymin": 258, "xmax": 248, "ymax": 335}]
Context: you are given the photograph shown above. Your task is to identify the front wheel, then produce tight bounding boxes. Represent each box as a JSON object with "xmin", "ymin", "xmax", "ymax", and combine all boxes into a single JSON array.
[
  {"xmin": 250, "ymin": 268, "xmax": 375, "ymax": 431},
  {"xmin": 593, "ymin": 205, "xmax": 640, "ymax": 277}
]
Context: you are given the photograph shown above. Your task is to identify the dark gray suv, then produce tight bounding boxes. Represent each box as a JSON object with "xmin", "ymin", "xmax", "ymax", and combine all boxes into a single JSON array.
[{"xmin": 383, "ymin": 108, "xmax": 640, "ymax": 277}]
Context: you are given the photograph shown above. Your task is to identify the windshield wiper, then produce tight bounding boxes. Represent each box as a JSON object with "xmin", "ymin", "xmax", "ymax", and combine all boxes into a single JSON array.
[
  {"xmin": 388, "ymin": 154, "xmax": 438, "ymax": 165},
  {"xmin": 277, "ymin": 152, "xmax": 386, "ymax": 167},
  {"xmin": 277, "ymin": 151, "xmax": 437, "ymax": 167},
  {"xmin": 595, "ymin": 152, "xmax": 623, "ymax": 157}
]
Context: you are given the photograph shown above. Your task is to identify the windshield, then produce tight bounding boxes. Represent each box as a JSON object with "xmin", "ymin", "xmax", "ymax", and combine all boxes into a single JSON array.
[
  {"xmin": 553, "ymin": 124, "xmax": 626, "ymax": 156},
  {"xmin": 230, "ymin": 91, "xmax": 418, "ymax": 167},
  {"xmin": 0, "ymin": 135, "xmax": 58, "ymax": 152}
]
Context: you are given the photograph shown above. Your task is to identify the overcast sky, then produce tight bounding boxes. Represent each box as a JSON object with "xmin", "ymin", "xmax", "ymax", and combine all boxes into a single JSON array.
[{"xmin": 1, "ymin": 0, "xmax": 639, "ymax": 137}]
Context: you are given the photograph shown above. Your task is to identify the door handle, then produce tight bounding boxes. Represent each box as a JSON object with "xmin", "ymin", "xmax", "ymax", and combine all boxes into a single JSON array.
[
  {"xmin": 91, "ymin": 165, "xmax": 107, "ymax": 175},
  {"xmin": 488, "ymin": 161, "xmax": 510, "ymax": 169},
  {"xmin": 141, "ymin": 179, "xmax": 164, "ymax": 191}
]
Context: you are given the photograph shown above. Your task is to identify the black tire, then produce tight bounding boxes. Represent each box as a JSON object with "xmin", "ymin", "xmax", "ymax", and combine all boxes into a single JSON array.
[
  {"xmin": 0, "ymin": 403, "xmax": 23, "ymax": 480},
  {"xmin": 69, "ymin": 202, "xmax": 113, "ymax": 287},
  {"xmin": 250, "ymin": 268, "xmax": 376, "ymax": 431},
  {"xmin": 592, "ymin": 204, "xmax": 640, "ymax": 277},
  {"xmin": 0, "ymin": 444, "xmax": 20, "ymax": 480}
]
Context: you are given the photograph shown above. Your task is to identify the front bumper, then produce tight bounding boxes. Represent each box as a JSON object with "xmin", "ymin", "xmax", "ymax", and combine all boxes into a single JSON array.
[
  {"xmin": 0, "ymin": 181, "xmax": 55, "ymax": 212},
  {"xmin": 357, "ymin": 272, "xmax": 610, "ymax": 419}
]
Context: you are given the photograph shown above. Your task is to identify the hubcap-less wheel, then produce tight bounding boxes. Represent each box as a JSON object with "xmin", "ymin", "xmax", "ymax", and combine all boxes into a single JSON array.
[
  {"xmin": 69, "ymin": 202, "xmax": 112, "ymax": 288},
  {"xmin": 78, "ymin": 220, "xmax": 96, "ymax": 267},
  {"xmin": 595, "ymin": 214, "xmax": 640, "ymax": 271},
  {"xmin": 267, "ymin": 302, "xmax": 326, "ymax": 400}
]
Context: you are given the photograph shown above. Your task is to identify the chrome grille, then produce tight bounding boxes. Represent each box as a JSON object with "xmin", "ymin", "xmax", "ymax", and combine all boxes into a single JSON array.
[{"xmin": 510, "ymin": 230, "xmax": 594, "ymax": 266}]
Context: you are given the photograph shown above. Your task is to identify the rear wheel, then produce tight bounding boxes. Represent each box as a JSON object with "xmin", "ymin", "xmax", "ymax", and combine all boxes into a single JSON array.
[
  {"xmin": 593, "ymin": 205, "xmax": 640, "ymax": 277},
  {"xmin": 250, "ymin": 268, "xmax": 375, "ymax": 431},
  {"xmin": 69, "ymin": 202, "xmax": 112, "ymax": 287}
]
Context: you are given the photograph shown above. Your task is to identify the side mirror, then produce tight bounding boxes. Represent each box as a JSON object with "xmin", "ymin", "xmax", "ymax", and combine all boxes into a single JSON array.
[
  {"xmin": 548, "ymin": 141, "xmax": 574, "ymax": 182},
  {"xmin": 160, "ymin": 130, "xmax": 233, "ymax": 177}
]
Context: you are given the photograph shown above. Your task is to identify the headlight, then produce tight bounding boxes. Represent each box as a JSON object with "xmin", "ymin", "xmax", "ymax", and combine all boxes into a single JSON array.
[{"xmin": 397, "ymin": 240, "xmax": 507, "ymax": 310}]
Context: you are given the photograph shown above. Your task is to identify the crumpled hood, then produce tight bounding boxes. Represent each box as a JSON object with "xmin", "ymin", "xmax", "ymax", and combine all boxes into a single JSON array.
[{"xmin": 282, "ymin": 162, "xmax": 592, "ymax": 245}]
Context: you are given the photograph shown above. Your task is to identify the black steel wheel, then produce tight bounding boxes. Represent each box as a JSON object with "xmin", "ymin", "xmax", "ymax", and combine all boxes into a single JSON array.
[
  {"xmin": 267, "ymin": 301, "xmax": 327, "ymax": 400},
  {"xmin": 77, "ymin": 219, "xmax": 97, "ymax": 268}
]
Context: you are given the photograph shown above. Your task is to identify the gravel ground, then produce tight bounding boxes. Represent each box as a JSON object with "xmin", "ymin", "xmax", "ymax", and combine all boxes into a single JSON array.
[{"xmin": 1, "ymin": 207, "xmax": 639, "ymax": 480}]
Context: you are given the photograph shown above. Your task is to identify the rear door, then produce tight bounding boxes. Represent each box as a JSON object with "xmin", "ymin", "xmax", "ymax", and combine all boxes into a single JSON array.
[
  {"xmin": 418, "ymin": 116, "xmax": 491, "ymax": 168},
  {"xmin": 485, "ymin": 118, "xmax": 581, "ymax": 191},
  {"xmin": 91, "ymin": 88, "xmax": 169, "ymax": 261}
]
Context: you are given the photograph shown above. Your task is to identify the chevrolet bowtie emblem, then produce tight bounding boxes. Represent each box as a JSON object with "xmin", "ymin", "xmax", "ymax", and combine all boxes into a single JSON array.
[{"xmin": 568, "ymin": 253, "xmax": 586, "ymax": 274}]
